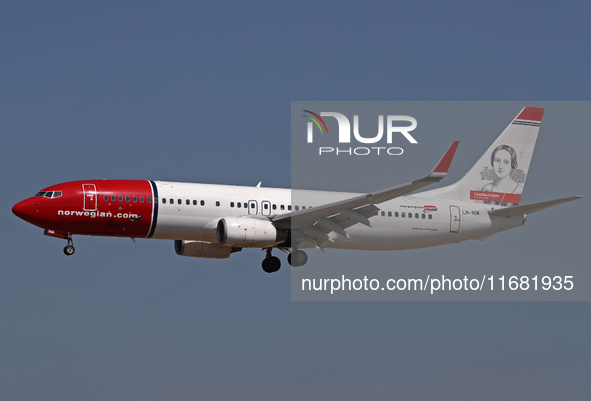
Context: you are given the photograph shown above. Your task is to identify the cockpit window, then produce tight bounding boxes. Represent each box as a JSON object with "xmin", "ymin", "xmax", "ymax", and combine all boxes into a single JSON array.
[{"xmin": 35, "ymin": 191, "xmax": 62, "ymax": 199}]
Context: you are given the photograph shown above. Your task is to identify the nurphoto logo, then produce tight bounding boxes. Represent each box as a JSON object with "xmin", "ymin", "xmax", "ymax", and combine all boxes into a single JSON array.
[{"xmin": 303, "ymin": 110, "xmax": 418, "ymax": 156}]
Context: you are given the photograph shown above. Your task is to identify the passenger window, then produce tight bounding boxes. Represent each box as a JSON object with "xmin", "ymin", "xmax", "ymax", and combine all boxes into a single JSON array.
[
  {"xmin": 104, "ymin": 195, "xmax": 108, "ymax": 201},
  {"xmin": 280, "ymin": 205, "xmax": 285, "ymax": 210},
  {"xmin": 177, "ymin": 199, "xmax": 181, "ymax": 205},
  {"xmin": 422, "ymin": 214, "xmax": 425, "ymax": 219},
  {"xmin": 288, "ymin": 205, "xmax": 292, "ymax": 210},
  {"xmin": 169, "ymin": 198, "xmax": 173, "ymax": 204},
  {"xmin": 264, "ymin": 204, "xmax": 269, "ymax": 209},
  {"xmin": 381, "ymin": 211, "xmax": 385, "ymax": 216},
  {"xmin": 237, "ymin": 202, "xmax": 241, "ymax": 208},
  {"xmin": 216, "ymin": 201, "xmax": 220, "ymax": 207},
  {"xmin": 162, "ymin": 198, "xmax": 167, "ymax": 204},
  {"xmin": 230, "ymin": 202, "xmax": 235, "ymax": 207},
  {"xmin": 118, "ymin": 196, "xmax": 123, "ymax": 201},
  {"xmin": 201, "ymin": 200, "xmax": 205, "ymax": 206},
  {"xmin": 272, "ymin": 204, "xmax": 276, "ymax": 210},
  {"xmin": 395, "ymin": 212, "xmax": 399, "ymax": 217},
  {"xmin": 140, "ymin": 197, "xmax": 144, "ymax": 202},
  {"xmin": 302, "ymin": 206, "xmax": 306, "ymax": 210},
  {"xmin": 388, "ymin": 211, "xmax": 392, "ymax": 217},
  {"xmin": 133, "ymin": 196, "xmax": 137, "ymax": 202},
  {"xmin": 193, "ymin": 200, "xmax": 197, "ymax": 205},
  {"xmin": 428, "ymin": 214, "xmax": 432, "ymax": 219},
  {"xmin": 186, "ymin": 199, "xmax": 190, "ymax": 205},
  {"xmin": 401, "ymin": 212, "xmax": 405, "ymax": 217},
  {"xmin": 415, "ymin": 213, "xmax": 419, "ymax": 218},
  {"xmin": 125, "ymin": 196, "xmax": 130, "ymax": 202},
  {"xmin": 112, "ymin": 195, "xmax": 116, "ymax": 201},
  {"xmin": 409, "ymin": 213, "xmax": 412, "ymax": 218},
  {"xmin": 148, "ymin": 197, "xmax": 153, "ymax": 203},
  {"xmin": 295, "ymin": 206, "xmax": 299, "ymax": 211}
]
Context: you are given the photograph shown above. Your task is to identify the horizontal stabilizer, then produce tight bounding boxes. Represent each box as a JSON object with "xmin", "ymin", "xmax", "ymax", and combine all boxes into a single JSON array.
[{"xmin": 488, "ymin": 196, "xmax": 583, "ymax": 218}]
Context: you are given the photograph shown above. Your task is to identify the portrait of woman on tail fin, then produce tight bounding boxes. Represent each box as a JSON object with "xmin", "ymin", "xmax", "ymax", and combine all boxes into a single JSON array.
[{"xmin": 480, "ymin": 144, "xmax": 523, "ymax": 206}]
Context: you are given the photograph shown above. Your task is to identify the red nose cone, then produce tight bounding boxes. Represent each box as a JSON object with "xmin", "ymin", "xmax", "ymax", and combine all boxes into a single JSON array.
[{"xmin": 12, "ymin": 198, "xmax": 38, "ymax": 223}]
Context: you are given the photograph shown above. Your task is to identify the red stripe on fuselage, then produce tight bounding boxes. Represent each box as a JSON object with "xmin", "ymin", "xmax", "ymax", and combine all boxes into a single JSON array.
[
  {"xmin": 14, "ymin": 180, "xmax": 154, "ymax": 238},
  {"xmin": 516, "ymin": 107, "xmax": 544, "ymax": 122}
]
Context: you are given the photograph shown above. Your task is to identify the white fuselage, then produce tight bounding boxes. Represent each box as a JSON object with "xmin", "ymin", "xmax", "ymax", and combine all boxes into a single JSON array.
[{"xmin": 150, "ymin": 181, "xmax": 524, "ymax": 250}]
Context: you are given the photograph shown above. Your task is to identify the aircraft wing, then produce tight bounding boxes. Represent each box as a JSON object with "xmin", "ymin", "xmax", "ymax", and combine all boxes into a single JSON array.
[
  {"xmin": 488, "ymin": 196, "xmax": 583, "ymax": 218},
  {"xmin": 273, "ymin": 141, "xmax": 459, "ymax": 246}
]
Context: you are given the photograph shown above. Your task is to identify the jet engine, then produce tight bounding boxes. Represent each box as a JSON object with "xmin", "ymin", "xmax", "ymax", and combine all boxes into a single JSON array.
[
  {"xmin": 174, "ymin": 240, "xmax": 241, "ymax": 259},
  {"xmin": 216, "ymin": 217, "xmax": 287, "ymax": 248}
]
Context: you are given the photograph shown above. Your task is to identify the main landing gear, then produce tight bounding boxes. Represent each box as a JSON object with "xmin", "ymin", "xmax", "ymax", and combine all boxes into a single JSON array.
[
  {"xmin": 261, "ymin": 248, "xmax": 309, "ymax": 273},
  {"xmin": 288, "ymin": 250, "xmax": 308, "ymax": 267},
  {"xmin": 262, "ymin": 248, "xmax": 281, "ymax": 273}
]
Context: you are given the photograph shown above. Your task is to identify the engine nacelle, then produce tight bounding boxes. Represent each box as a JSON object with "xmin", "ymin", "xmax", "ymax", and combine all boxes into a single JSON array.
[
  {"xmin": 174, "ymin": 240, "xmax": 241, "ymax": 259},
  {"xmin": 216, "ymin": 217, "xmax": 286, "ymax": 248}
]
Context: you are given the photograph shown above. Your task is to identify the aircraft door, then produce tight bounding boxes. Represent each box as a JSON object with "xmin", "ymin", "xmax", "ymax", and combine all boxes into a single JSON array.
[
  {"xmin": 261, "ymin": 200, "xmax": 271, "ymax": 216},
  {"xmin": 248, "ymin": 200, "xmax": 258, "ymax": 215},
  {"xmin": 449, "ymin": 205, "xmax": 460, "ymax": 233},
  {"xmin": 83, "ymin": 184, "xmax": 97, "ymax": 211}
]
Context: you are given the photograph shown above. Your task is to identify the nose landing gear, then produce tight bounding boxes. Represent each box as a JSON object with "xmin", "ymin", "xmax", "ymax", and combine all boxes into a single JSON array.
[
  {"xmin": 44, "ymin": 229, "xmax": 75, "ymax": 256},
  {"xmin": 63, "ymin": 238, "xmax": 75, "ymax": 256}
]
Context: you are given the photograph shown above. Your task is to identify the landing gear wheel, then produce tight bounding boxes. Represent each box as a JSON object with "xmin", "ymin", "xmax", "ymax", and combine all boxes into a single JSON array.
[
  {"xmin": 262, "ymin": 256, "xmax": 281, "ymax": 273},
  {"xmin": 63, "ymin": 245, "xmax": 75, "ymax": 256},
  {"xmin": 289, "ymin": 250, "xmax": 308, "ymax": 267}
]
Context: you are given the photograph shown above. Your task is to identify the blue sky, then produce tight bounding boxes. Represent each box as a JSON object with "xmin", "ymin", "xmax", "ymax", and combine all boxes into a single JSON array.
[{"xmin": 1, "ymin": 1, "xmax": 590, "ymax": 400}]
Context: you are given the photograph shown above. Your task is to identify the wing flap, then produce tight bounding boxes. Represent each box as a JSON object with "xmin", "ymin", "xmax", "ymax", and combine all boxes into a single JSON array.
[
  {"xmin": 275, "ymin": 142, "xmax": 459, "ymax": 243},
  {"xmin": 274, "ymin": 141, "xmax": 459, "ymax": 226}
]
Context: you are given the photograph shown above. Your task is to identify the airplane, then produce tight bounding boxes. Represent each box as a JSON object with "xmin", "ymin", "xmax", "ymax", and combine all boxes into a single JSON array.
[{"xmin": 12, "ymin": 107, "xmax": 582, "ymax": 273}]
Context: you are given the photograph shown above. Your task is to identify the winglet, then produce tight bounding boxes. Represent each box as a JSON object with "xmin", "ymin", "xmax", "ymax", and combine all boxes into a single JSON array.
[
  {"xmin": 432, "ymin": 141, "xmax": 459, "ymax": 174},
  {"xmin": 419, "ymin": 141, "xmax": 459, "ymax": 183}
]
